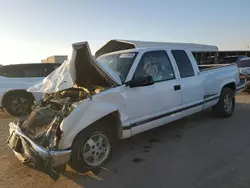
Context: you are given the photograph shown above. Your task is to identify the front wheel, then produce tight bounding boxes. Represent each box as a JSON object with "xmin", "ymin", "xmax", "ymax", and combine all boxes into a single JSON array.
[
  {"xmin": 212, "ymin": 87, "xmax": 235, "ymax": 118},
  {"xmin": 69, "ymin": 124, "xmax": 115, "ymax": 173}
]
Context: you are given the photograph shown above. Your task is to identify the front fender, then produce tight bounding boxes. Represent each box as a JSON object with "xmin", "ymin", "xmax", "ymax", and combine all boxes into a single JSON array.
[{"xmin": 58, "ymin": 99, "xmax": 127, "ymax": 149}]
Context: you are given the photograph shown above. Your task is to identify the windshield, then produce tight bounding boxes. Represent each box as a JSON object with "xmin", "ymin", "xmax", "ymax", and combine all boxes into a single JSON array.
[
  {"xmin": 96, "ymin": 52, "xmax": 138, "ymax": 83},
  {"xmin": 238, "ymin": 59, "xmax": 250, "ymax": 68}
]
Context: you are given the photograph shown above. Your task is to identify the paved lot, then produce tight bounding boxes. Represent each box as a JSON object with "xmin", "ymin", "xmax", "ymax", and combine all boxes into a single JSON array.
[{"xmin": 1, "ymin": 93, "xmax": 250, "ymax": 188}]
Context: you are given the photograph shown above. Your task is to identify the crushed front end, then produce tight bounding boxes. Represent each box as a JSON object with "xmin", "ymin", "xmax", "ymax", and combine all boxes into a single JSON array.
[{"xmin": 6, "ymin": 87, "xmax": 91, "ymax": 180}]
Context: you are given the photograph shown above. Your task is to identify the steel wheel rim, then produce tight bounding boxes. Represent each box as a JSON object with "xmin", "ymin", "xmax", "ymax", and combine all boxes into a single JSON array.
[
  {"xmin": 224, "ymin": 94, "xmax": 232, "ymax": 112},
  {"xmin": 10, "ymin": 97, "xmax": 29, "ymax": 115},
  {"xmin": 81, "ymin": 133, "xmax": 111, "ymax": 167}
]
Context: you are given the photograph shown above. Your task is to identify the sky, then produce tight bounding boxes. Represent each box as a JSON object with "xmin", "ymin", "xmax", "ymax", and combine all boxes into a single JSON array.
[{"xmin": 0, "ymin": 0, "xmax": 250, "ymax": 65}]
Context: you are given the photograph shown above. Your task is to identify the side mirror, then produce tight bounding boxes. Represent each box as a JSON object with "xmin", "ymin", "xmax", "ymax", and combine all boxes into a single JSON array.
[{"xmin": 127, "ymin": 76, "xmax": 154, "ymax": 88}]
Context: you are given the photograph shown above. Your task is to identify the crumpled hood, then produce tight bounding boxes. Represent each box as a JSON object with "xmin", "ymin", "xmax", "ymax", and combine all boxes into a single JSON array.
[
  {"xmin": 27, "ymin": 60, "xmax": 75, "ymax": 93},
  {"xmin": 28, "ymin": 42, "xmax": 121, "ymax": 93}
]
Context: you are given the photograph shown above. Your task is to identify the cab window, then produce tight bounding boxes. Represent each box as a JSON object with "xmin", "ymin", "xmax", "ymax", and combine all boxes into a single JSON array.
[
  {"xmin": 133, "ymin": 50, "xmax": 175, "ymax": 82},
  {"xmin": 172, "ymin": 50, "xmax": 195, "ymax": 78}
]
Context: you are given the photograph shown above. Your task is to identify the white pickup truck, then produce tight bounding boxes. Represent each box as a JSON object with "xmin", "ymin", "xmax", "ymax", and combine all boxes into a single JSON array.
[{"xmin": 7, "ymin": 40, "xmax": 245, "ymax": 180}]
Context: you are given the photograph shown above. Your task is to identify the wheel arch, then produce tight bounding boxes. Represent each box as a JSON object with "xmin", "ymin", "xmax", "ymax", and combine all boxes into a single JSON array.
[
  {"xmin": 59, "ymin": 101, "xmax": 127, "ymax": 150},
  {"xmin": 223, "ymin": 82, "xmax": 236, "ymax": 91},
  {"xmin": 212, "ymin": 82, "xmax": 236, "ymax": 118},
  {"xmin": 74, "ymin": 111, "xmax": 122, "ymax": 140}
]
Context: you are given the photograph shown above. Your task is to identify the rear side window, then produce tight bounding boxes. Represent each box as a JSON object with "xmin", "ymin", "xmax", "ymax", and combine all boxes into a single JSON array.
[
  {"xmin": 172, "ymin": 50, "xmax": 195, "ymax": 78},
  {"xmin": 44, "ymin": 64, "xmax": 60, "ymax": 76},
  {"xmin": 24, "ymin": 64, "xmax": 59, "ymax": 77},
  {"xmin": 0, "ymin": 64, "xmax": 60, "ymax": 78},
  {"xmin": 24, "ymin": 66, "xmax": 43, "ymax": 77},
  {"xmin": 0, "ymin": 65, "xmax": 25, "ymax": 77}
]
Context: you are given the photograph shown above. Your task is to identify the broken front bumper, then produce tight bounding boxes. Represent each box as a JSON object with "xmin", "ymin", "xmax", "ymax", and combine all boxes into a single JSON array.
[{"xmin": 7, "ymin": 122, "xmax": 71, "ymax": 180}]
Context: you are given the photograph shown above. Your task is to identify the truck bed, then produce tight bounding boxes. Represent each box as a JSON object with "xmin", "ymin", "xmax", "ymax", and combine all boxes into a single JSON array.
[{"xmin": 198, "ymin": 64, "xmax": 232, "ymax": 71}]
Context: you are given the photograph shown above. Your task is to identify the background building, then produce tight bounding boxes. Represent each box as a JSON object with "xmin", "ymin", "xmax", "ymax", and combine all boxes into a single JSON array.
[{"xmin": 41, "ymin": 55, "xmax": 67, "ymax": 64}]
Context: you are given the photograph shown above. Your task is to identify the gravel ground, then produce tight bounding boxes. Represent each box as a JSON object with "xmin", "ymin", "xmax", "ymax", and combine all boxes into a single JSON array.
[{"xmin": 1, "ymin": 93, "xmax": 250, "ymax": 188}]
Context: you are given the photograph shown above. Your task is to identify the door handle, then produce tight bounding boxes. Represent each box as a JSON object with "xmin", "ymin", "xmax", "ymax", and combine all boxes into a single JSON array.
[{"xmin": 174, "ymin": 85, "xmax": 181, "ymax": 90}]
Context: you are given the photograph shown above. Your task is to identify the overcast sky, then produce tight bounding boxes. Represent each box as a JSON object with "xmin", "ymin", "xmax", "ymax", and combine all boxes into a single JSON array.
[{"xmin": 0, "ymin": 0, "xmax": 250, "ymax": 65}]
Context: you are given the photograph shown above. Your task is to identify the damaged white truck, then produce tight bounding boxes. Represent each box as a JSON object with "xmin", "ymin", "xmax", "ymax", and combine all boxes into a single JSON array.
[{"xmin": 7, "ymin": 40, "xmax": 245, "ymax": 180}]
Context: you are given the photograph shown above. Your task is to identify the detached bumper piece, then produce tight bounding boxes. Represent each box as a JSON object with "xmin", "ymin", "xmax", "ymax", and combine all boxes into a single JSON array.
[{"xmin": 7, "ymin": 122, "xmax": 71, "ymax": 181}]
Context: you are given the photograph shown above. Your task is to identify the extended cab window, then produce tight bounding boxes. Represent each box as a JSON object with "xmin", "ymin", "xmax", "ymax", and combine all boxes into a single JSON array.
[
  {"xmin": 133, "ymin": 50, "xmax": 175, "ymax": 82},
  {"xmin": 172, "ymin": 50, "xmax": 195, "ymax": 78}
]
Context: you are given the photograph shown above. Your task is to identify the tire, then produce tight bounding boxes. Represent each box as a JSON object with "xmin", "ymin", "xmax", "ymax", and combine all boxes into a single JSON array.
[
  {"xmin": 69, "ymin": 122, "xmax": 117, "ymax": 173},
  {"xmin": 4, "ymin": 92, "xmax": 33, "ymax": 117},
  {"xmin": 212, "ymin": 87, "xmax": 235, "ymax": 118}
]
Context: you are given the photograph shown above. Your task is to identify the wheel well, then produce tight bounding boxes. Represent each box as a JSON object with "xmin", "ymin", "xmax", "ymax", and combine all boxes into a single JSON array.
[
  {"xmin": 223, "ymin": 82, "xmax": 236, "ymax": 91},
  {"xmin": 74, "ymin": 111, "xmax": 122, "ymax": 143},
  {"xmin": 2, "ymin": 90, "xmax": 35, "ymax": 108},
  {"xmin": 99, "ymin": 111, "xmax": 122, "ymax": 138}
]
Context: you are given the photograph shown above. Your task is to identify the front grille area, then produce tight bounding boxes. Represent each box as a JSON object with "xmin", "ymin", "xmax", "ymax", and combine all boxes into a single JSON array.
[{"xmin": 21, "ymin": 106, "xmax": 57, "ymax": 138}]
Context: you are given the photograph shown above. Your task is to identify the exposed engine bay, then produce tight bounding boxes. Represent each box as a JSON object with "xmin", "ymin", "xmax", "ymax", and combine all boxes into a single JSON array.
[
  {"xmin": 19, "ymin": 86, "xmax": 105, "ymax": 150},
  {"xmin": 7, "ymin": 41, "xmax": 121, "ymax": 181}
]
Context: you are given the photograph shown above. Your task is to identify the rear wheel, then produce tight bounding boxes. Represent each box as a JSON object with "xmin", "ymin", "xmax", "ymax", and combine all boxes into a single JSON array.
[
  {"xmin": 212, "ymin": 87, "xmax": 235, "ymax": 118},
  {"xmin": 69, "ymin": 122, "xmax": 116, "ymax": 173},
  {"xmin": 4, "ymin": 92, "xmax": 33, "ymax": 117}
]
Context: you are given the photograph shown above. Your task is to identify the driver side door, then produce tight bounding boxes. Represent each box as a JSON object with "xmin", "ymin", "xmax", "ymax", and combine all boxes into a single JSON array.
[{"xmin": 122, "ymin": 50, "xmax": 182, "ymax": 135}]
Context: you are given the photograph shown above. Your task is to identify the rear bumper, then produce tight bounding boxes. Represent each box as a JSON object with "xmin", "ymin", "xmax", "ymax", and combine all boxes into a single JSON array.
[{"xmin": 7, "ymin": 122, "xmax": 71, "ymax": 180}]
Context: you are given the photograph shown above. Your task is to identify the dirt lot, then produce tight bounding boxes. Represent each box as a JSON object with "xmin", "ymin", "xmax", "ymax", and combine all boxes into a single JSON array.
[{"xmin": 1, "ymin": 93, "xmax": 250, "ymax": 188}]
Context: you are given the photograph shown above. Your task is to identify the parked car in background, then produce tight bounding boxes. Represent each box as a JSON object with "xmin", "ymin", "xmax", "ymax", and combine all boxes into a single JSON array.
[
  {"xmin": 237, "ymin": 57, "xmax": 250, "ymax": 72},
  {"xmin": 221, "ymin": 55, "xmax": 248, "ymax": 64},
  {"xmin": 0, "ymin": 63, "xmax": 60, "ymax": 116},
  {"xmin": 237, "ymin": 58, "xmax": 250, "ymax": 91},
  {"xmin": 7, "ymin": 40, "xmax": 245, "ymax": 180}
]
